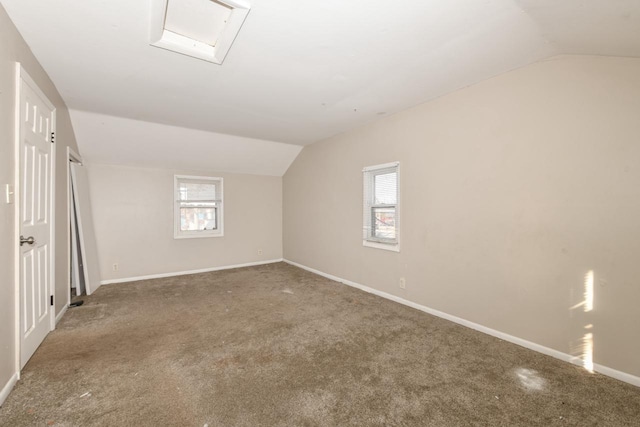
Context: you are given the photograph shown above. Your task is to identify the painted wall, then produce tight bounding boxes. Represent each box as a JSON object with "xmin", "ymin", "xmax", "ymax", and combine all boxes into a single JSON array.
[
  {"xmin": 0, "ymin": 5, "xmax": 80, "ymax": 398},
  {"xmin": 87, "ymin": 164, "xmax": 283, "ymax": 282},
  {"xmin": 283, "ymin": 55, "xmax": 640, "ymax": 378}
]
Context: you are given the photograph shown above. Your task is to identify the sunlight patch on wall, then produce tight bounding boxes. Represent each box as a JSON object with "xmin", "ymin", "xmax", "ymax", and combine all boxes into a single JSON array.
[
  {"xmin": 582, "ymin": 331, "xmax": 594, "ymax": 373},
  {"xmin": 584, "ymin": 270, "xmax": 594, "ymax": 312},
  {"xmin": 569, "ymin": 270, "xmax": 595, "ymax": 373},
  {"xmin": 570, "ymin": 270, "xmax": 594, "ymax": 313}
]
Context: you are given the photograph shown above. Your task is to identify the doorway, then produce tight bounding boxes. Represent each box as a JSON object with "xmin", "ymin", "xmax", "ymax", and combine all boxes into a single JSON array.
[{"xmin": 67, "ymin": 150, "xmax": 101, "ymax": 302}]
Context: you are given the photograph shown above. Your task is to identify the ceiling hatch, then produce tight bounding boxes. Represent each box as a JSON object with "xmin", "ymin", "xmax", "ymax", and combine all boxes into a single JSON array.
[{"xmin": 150, "ymin": 0, "xmax": 250, "ymax": 64}]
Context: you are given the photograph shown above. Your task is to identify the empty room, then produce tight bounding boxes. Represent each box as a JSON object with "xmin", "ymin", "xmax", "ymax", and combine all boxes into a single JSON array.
[{"xmin": 1, "ymin": 0, "xmax": 639, "ymax": 425}]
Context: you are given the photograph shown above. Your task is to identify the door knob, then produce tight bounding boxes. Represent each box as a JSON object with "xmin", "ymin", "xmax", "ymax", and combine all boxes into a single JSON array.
[{"xmin": 20, "ymin": 235, "xmax": 35, "ymax": 246}]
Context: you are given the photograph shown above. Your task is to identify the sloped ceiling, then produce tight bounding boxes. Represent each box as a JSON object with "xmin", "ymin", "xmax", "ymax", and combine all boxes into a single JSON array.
[
  {"xmin": 2, "ymin": 0, "xmax": 639, "ymax": 175},
  {"xmin": 69, "ymin": 110, "xmax": 302, "ymax": 176}
]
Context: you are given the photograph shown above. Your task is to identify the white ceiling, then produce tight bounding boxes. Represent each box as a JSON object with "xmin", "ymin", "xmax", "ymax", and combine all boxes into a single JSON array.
[
  {"xmin": 69, "ymin": 110, "xmax": 302, "ymax": 176},
  {"xmin": 2, "ymin": 0, "xmax": 639, "ymax": 173}
]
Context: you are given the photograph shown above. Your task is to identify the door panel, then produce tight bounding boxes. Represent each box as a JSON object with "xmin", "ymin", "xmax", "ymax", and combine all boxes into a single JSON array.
[{"xmin": 21, "ymin": 250, "xmax": 34, "ymax": 334}]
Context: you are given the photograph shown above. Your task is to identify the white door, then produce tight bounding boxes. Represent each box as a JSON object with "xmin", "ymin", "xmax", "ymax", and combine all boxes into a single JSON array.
[
  {"xmin": 69, "ymin": 184, "xmax": 85, "ymax": 296},
  {"xmin": 70, "ymin": 163, "xmax": 101, "ymax": 295},
  {"xmin": 18, "ymin": 70, "xmax": 55, "ymax": 368}
]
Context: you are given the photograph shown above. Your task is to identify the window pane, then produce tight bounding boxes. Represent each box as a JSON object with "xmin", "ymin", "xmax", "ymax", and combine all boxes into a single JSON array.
[
  {"xmin": 180, "ymin": 206, "xmax": 217, "ymax": 231},
  {"xmin": 179, "ymin": 181, "xmax": 216, "ymax": 201},
  {"xmin": 374, "ymin": 172, "xmax": 397, "ymax": 204},
  {"xmin": 372, "ymin": 207, "xmax": 396, "ymax": 240}
]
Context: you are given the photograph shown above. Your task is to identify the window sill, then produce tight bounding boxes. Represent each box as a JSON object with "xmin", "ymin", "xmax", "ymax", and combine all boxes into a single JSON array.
[
  {"xmin": 363, "ymin": 239, "xmax": 400, "ymax": 252},
  {"xmin": 174, "ymin": 232, "xmax": 224, "ymax": 239}
]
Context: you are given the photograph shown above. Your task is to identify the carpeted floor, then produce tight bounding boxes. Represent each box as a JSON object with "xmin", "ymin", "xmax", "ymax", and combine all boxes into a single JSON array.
[{"xmin": 1, "ymin": 262, "xmax": 639, "ymax": 426}]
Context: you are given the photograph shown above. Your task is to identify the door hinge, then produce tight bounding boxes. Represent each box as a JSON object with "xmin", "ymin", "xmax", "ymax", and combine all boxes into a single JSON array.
[
  {"xmin": 51, "ymin": 132, "xmax": 55, "ymax": 144},
  {"xmin": 50, "ymin": 295, "xmax": 54, "ymax": 306}
]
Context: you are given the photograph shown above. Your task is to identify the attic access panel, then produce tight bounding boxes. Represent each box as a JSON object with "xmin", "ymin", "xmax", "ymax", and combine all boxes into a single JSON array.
[{"xmin": 150, "ymin": 0, "xmax": 250, "ymax": 64}]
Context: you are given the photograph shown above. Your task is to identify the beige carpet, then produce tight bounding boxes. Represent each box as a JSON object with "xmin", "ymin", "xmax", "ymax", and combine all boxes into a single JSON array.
[{"xmin": 1, "ymin": 262, "xmax": 639, "ymax": 426}]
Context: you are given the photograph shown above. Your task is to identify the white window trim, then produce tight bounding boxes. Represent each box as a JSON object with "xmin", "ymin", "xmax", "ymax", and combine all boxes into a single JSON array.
[
  {"xmin": 363, "ymin": 161, "xmax": 400, "ymax": 252},
  {"xmin": 174, "ymin": 174, "xmax": 224, "ymax": 239}
]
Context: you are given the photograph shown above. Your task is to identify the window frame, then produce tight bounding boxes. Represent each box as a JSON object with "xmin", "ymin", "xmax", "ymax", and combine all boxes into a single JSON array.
[
  {"xmin": 363, "ymin": 162, "xmax": 400, "ymax": 252},
  {"xmin": 174, "ymin": 174, "xmax": 224, "ymax": 239}
]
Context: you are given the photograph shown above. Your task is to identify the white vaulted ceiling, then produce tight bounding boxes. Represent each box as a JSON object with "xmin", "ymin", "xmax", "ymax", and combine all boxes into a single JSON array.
[
  {"xmin": 68, "ymin": 110, "xmax": 302, "ymax": 176},
  {"xmin": 2, "ymin": 0, "xmax": 639, "ymax": 174}
]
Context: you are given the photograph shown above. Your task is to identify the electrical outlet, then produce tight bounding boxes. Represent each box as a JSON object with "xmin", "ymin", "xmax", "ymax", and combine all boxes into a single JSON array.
[
  {"xmin": 399, "ymin": 278, "xmax": 406, "ymax": 289},
  {"xmin": 112, "ymin": 263, "xmax": 118, "ymax": 272},
  {"xmin": 257, "ymin": 249, "xmax": 263, "ymax": 255}
]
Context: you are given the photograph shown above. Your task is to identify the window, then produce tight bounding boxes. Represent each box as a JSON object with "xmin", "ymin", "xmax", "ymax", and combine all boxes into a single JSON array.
[
  {"xmin": 174, "ymin": 175, "xmax": 223, "ymax": 239},
  {"xmin": 363, "ymin": 162, "xmax": 399, "ymax": 251}
]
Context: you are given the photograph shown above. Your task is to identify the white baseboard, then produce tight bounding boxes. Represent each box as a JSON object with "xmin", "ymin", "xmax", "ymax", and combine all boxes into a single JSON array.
[
  {"xmin": 594, "ymin": 363, "xmax": 640, "ymax": 388},
  {"xmin": 283, "ymin": 259, "xmax": 640, "ymax": 388},
  {"xmin": 100, "ymin": 259, "xmax": 284, "ymax": 285},
  {"xmin": 0, "ymin": 372, "xmax": 18, "ymax": 407},
  {"xmin": 55, "ymin": 304, "xmax": 68, "ymax": 325}
]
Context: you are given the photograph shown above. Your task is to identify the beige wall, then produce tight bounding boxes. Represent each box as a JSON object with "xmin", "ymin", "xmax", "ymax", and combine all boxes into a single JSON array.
[
  {"xmin": 284, "ymin": 55, "xmax": 640, "ymax": 378},
  {"xmin": 0, "ymin": 5, "xmax": 80, "ymax": 394},
  {"xmin": 87, "ymin": 164, "xmax": 283, "ymax": 281}
]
